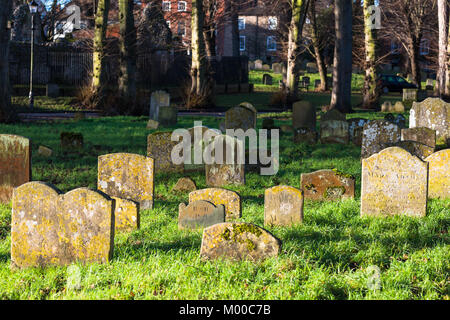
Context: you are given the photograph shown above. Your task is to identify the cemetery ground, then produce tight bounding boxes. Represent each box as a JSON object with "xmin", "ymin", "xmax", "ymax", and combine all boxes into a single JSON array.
[{"xmin": 0, "ymin": 112, "xmax": 448, "ymax": 300}]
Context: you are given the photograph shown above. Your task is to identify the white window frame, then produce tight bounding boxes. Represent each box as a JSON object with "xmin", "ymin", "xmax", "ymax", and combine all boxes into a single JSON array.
[
  {"xmin": 239, "ymin": 35, "xmax": 246, "ymax": 51},
  {"xmin": 162, "ymin": 1, "xmax": 171, "ymax": 11},
  {"xmin": 268, "ymin": 17, "xmax": 278, "ymax": 30},
  {"xmin": 267, "ymin": 36, "xmax": 276, "ymax": 51},
  {"xmin": 178, "ymin": 1, "xmax": 187, "ymax": 12},
  {"xmin": 238, "ymin": 18, "xmax": 245, "ymax": 30}
]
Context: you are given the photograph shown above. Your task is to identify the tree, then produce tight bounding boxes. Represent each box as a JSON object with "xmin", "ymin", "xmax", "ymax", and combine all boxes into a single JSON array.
[
  {"xmin": 330, "ymin": 0, "xmax": 352, "ymax": 113},
  {"xmin": 286, "ymin": 0, "xmax": 311, "ymax": 99},
  {"xmin": 118, "ymin": 0, "xmax": 137, "ymax": 102},
  {"xmin": 0, "ymin": 0, "xmax": 15, "ymax": 122},
  {"xmin": 437, "ymin": 0, "xmax": 448, "ymax": 96},
  {"xmin": 191, "ymin": 0, "xmax": 208, "ymax": 95}
]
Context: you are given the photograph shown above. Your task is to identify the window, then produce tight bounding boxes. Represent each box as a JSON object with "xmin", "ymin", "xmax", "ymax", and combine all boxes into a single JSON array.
[
  {"xmin": 178, "ymin": 1, "xmax": 186, "ymax": 12},
  {"xmin": 162, "ymin": 1, "xmax": 171, "ymax": 11},
  {"xmin": 238, "ymin": 18, "xmax": 245, "ymax": 30},
  {"xmin": 239, "ymin": 36, "xmax": 245, "ymax": 51},
  {"xmin": 268, "ymin": 17, "xmax": 278, "ymax": 30},
  {"xmin": 420, "ymin": 39, "xmax": 429, "ymax": 55},
  {"xmin": 178, "ymin": 21, "xmax": 185, "ymax": 37},
  {"xmin": 267, "ymin": 36, "xmax": 276, "ymax": 51},
  {"xmin": 166, "ymin": 20, "xmax": 171, "ymax": 29},
  {"xmin": 390, "ymin": 40, "xmax": 399, "ymax": 53}
]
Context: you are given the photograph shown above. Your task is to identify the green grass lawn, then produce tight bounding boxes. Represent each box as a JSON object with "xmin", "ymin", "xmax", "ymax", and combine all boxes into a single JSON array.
[{"xmin": 0, "ymin": 115, "xmax": 448, "ymax": 300}]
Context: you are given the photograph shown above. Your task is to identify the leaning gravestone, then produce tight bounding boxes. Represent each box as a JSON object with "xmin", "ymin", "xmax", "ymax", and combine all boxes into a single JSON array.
[
  {"xmin": 158, "ymin": 106, "xmax": 177, "ymax": 126},
  {"xmin": 319, "ymin": 120, "xmax": 349, "ymax": 144},
  {"xmin": 0, "ymin": 134, "xmax": 31, "ymax": 203},
  {"xmin": 292, "ymin": 101, "xmax": 316, "ymax": 130},
  {"xmin": 264, "ymin": 186, "xmax": 304, "ymax": 226},
  {"xmin": 361, "ymin": 147, "xmax": 428, "ymax": 217},
  {"xmin": 178, "ymin": 200, "xmax": 225, "ymax": 230},
  {"xmin": 361, "ymin": 120, "xmax": 401, "ymax": 159},
  {"xmin": 172, "ymin": 177, "xmax": 197, "ymax": 193},
  {"xmin": 409, "ymin": 98, "xmax": 450, "ymax": 144},
  {"xmin": 98, "ymin": 153, "xmax": 155, "ymax": 210},
  {"xmin": 112, "ymin": 197, "xmax": 139, "ymax": 232},
  {"xmin": 425, "ymin": 149, "xmax": 449, "ymax": 199},
  {"xmin": 225, "ymin": 104, "xmax": 256, "ymax": 131},
  {"xmin": 388, "ymin": 141, "xmax": 434, "ymax": 160},
  {"xmin": 393, "ymin": 101, "xmax": 405, "ymax": 113},
  {"xmin": 401, "ymin": 127, "xmax": 436, "ymax": 149},
  {"xmin": 149, "ymin": 90, "xmax": 170, "ymax": 120},
  {"xmin": 381, "ymin": 101, "xmax": 393, "ymax": 112},
  {"xmin": 189, "ymin": 188, "xmax": 241, "ymax": 220},
  {"xmin": 347, "ymin": 118, "xmax": 370, "ymax": 146},
  {"xmin": 300, "ymin": 169, "xmax": 355, "ymax": 201},
  {"xmin": 205, "ymin": 135, "xmax": 245, "ymax": 187},
  {"xmin": 200, "ymin": 222, "xmax": 282, "ymax": 262},
  {"xmin": 147, "ymin": 131, "xmax": 184, "ymax": 173},
  {"xmin": 11, "ymin": 182, "xmax": 115, "ymax": 268}
]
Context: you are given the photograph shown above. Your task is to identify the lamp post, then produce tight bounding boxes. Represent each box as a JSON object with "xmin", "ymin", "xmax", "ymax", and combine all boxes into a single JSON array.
[{"xmin": 28, "ymin": 0, "xmax": 38, "ymax": 109}]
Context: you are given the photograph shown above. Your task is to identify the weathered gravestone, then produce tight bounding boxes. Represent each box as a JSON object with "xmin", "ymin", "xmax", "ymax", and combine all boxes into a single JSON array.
[
  {"xmin": 300, "ymin": 169, "xmax": 355, "ymax": 201},
  {"xmin": 158, "ymin": 106, "xmax": 177, "ymax": 126},
  {"xmin": 262, "ymin": 64, "xmax": 271, "ymax": 71},
  {"xmin": 292, "ymin": 101, "xmax": 316, "ymax": 130},
  {"xmin": 248, "ymin": 60, "xmax": 255, "ymax": 70},
  {"xmin": 60, "ymin": 132, "xmax": 83, "ymax": 152},
  {"xmin": 381, "ymin": 101, "xmax": 393, "ymax": 112},
  {"xmin": 200, "ymin": 222, "xmax": 282, "ymax": 261},
  {"xmin": 361, "ymin": 147, "xmax": 428, "ymax": 217},
  {"xmin": 112, "ymin": 197, "xmax": 139, "ymax": 232},
  {"xmin": 410, "ymin": 98, "xmax": 450, "ymax": 144},
  {"xmin": 262, "ymin": 74, "xmax": 273, "ymax": 85},
  {"xmin": 361, "ymin": 120, "xmax": 401, "ymax": 159},
  {"xmin": 147, "ymin": 131, "xmax": 184, "ymax": 173},
  {"xmin": 321, "ymin": 108, "xmax": 346, "ymax": 122},
  {"xmin": 46, "ymin": 83, "xmax": 59, "ymax": 98},
  {"xmin": 254, "ymin": 59, "xmax": 263, "ymax": 70},
  {"xmin": 320, "ymin": 120, "xmax": 349, "ymax": 144},
  {"xmin": 403, "ymin": 88, "xmax": 418, "ymax": 102},
  {"xmin": 173, "ymin": 177, "xmax": 197, "ymax": 193},
  {"xmin": 11, "ymin": 182, "xmax": 114, "ymax": 268},
  {"xmin": 272, "ymin": 63, "xmax": 282, "ymax": 74},
  {"xmin": 0, "ymin": 134, "xmax": 31, "ymax": 203},
  {"xmin": 347, "ymin": 118, "xmax": 370, "ymax": 146},
  {"xmin": 149, "ymin": 90, "xmax": 170, "ymax": 120},
  {"xmin": 425, "ymin": 79, "xmax": 434, "ymax": 90},
  {"xmin": 38, "ymin": 145, "xmax": 52, "ymax": 157},
  {"xmin": 294, "ymin": 127, "xmax": 317, "ymax": 144},
  {"xmin": 178, "ymin": 200, "xmax": 225, "ymax": 230},
  {"xmin": 425, "ymin": 149, "xmax": 449, "ymax": 199},
  {"xmin": 394, "ymin": 101, "xmax": 405, "ymax": 113},
  {"xmin": 189, "ymin": 188, "xmax": 241, "ymax": 220},
  {"xmin": 205, "ymin": 135, "xmax": 245, "ymax": 187},
  {"xmin": 401, "ymin": 127, "xmax": 436, "ymax": 149},
  {"xmin": 225, "ymin": 104, "xmax": 257, "ymax": 131},
  {"xmin": 264, "ymin": 186, "xmax": 304, "ymax": 226},
  {"xmin": 98, "ymin": 153, "xmax": 155, "ymax": 210},
  {"xmin": 147, "ymin": 119, "xmax": 160, "ymax": 130},
  {"xmin": 389, "ymin": 140, "xmax": 434, "ymax": 160}
]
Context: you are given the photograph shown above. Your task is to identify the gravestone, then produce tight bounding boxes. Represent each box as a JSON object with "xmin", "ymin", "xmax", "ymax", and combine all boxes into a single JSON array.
[
  {"xmin": 425, "ymin": 79, "xmax": 434, "ymax": 90},
  {"xmin": 393, "ymin": 101, "xmax": 405, "ymax": 113},
  {"xmin": 272, "ymin": 63, "xmax": 282, "ymax": 74},
  {"xmin": 46, "ymin": 83, "xmax": 59, "ymax": 98},
  {"xmin": 389, "ymin": 140, "xmax": 434, "ymax": 160},
  {"xmin": 189, "ymin": 188, "xmax": 241, "ymax": 220},
  {"xmin": 11, "ymin": 183, "xmax": 114, "ymax": 268},
  {"xmin": 361, "ymin": 120, "xmax": 401, "ymax": 159},
  {"xmin": 425, "ymin": 149, "xmax": 449, "ymax": 199},
  {"xmin": 147, "ymin": 131, "xmax": 184, "ymax": 173},
  {"xmin": 306, "ymin": 62, "xmax": 318, "ymax": 73},
  {"xmin": 401, "ymin": 127, "xmax": 436, "ymax": 148},
  {"xmin": 0, "ymin": 134, "xmax": 31, "ymax": 203},
  {"xmin": 157, "ymin": 106, "xmax": 177, "ymax": 126},
  {"xmin": 262, "ymin": 74, "xmax": 273, "ymax": 85},
  {"xmin": 248, "ymin": 60, "xmax": 255, "ymax": 70},
  {"xmin": 38, "ymin": 145, "xmax": 52, "ymax": 157},
  {"xmin": 149, "ymin": 90, "xmax": 170, "ymax": 120},
  {"xmin": 403, "ymin": 88, "xmax": 418, "ymax": 102},
  {"xmin": 200, "ymin": 222, "xmax": 282, "ymax": 261},
  {"xmin": 147, "ymin": 119, "xmax": 160, "ymax": 130},
  {"xmin": 361, "ymin": 147, "xmax": 428, "ymax": 217},
  {"xmin": 293, "ymin": 127, "xmax": 317, "ymax": 144},
  {"xmin": 300, "ymin": 169, "xmax": 355, "ymax": 201},
  {"xmin": 225, "ymin": 104, "xmax": 256, "ymax": 131},
  {"xmin": 321, "ymin": 109, "xmax": 346, "ymax": 122},
  {"xmin": 205, "ymin": 135, "xmax": 245, "ymax": 187},
  {"xmin": 292, "ymin": 101, "xmax": 316, "ymax": 130},
  {"xmin": 262, "ymin": 64, "xmax": 270, "ymax": 71},
  {"xmin": 98, "ymin": 153, "xmax": 155, "ymax": 210},
  {"xmin": 254, "ymin": 59, "xmax": 263, "ymax": 70},
  {"xmin": 381, "ymin": 101, "xmax": 393, "ymax": 112},
  {"xmin": 264, "ymin": 186, "xmax": 304, "ymax": 226},
  {"xmin": 410, "ymin": 98, "xmax": 450, "ymax": 144},
  {"xmin": 173, "ymin": 177, "xmax": 197, "ymax": 193},
  {"xmin": 60, "ymin": 132, "xmax": 83, "ymax": 152},
  {"xmin": 112, "ymin": 197, "xmax": 139, "ymax": 232},
  {"xmin": 178, "ymin": 200, "xmax": 225, "ymax": 230},
  {"xmin": 320, "ymin": 120, "xmax": 349, "ymax": 144},
  {"xmin": 347, "ymin": 118, "xmax": 370, "ymax": 146}
]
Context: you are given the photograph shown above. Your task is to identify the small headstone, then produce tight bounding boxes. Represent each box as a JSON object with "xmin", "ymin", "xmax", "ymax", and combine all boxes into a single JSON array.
[
  {"xmin": 361, "ymin": 120, "xmax": 401, "ymax": 159},
  {"xmin": 178, "ymin": 200, "xmax": 225, "ymax": 230},
  {"xmin": 264, "ymin": 186, "xmax": 304, "ymax": 226},
  {"xmin": 173, "ymin": 177, "xmax": 197, "ymax": 193},
  {"xmin": 262, "ymin": 74, "xmax": 272, "ymax": 85},
  {"xmin": 147, "ymin": 131, "xmax": 184, "ymax": 173},
  {"xmin": 112, "ymin": 197, "xmax": 139, "ymax": 232},
  {"xmin": 254, "ymin": 59, "xmax": 263, "ymax": 70},
  {"xmin": 403, "ymin": 88, "xmax": 418, "ymax": 102},
  {"xmin": 300, "ymin": 169, "xmax": 355, "ymax": 201},
  {"xmin": 248, "ymin": 60, "xmax": 255, "ymax": 70},
  {"xmin": 410, "ymin": 98, "xmax": 450, "ymax": 144},
  {"xmin": 262, "ymin": 64, "xmax": 270, "ymax": 71},
  {"xmin": 381, "ymin": 101, "xmax": 393, "ymax": 112},
  {"xmin": 293, "ymin": 127, "xmax": 317, "ymax": 144},
  {"xmin": 425, "ymin": 79, "xmax": 434, "ymax": 90},
  {"xmin": 321, "ymin": 109, "xmax": 346, "ymax": 122},
  {"xmin": 147, "ymin": 119, "xmax": 160, "ymax": 130},
  {"xmin": 0, "ymin": 134, "xmax": 31, "ymax": 203},
  {"xmin": 425, "ymin": 149, "xmax": 449, "ymax": 199},
  {"xmin": 401, "ymin": 127, "xmax": 436, "ymax": 148},
  {"xmin": 393, "ymin": 101, "xmax": 405, "ymax": 113},
  {"xmin": 157, "ymin": 106, "xmax": 177, "ymax": 126},
  {"xmin": 38, "ymin": 145, "xmax": 52, "ymax": 157},
  {"xmin": 149, "ymin": 90, "xmax": 170, "ymax": 120},
  {"xmin": 98, "ymin": 153, "xmax": 155, "ymax": 210},
  {"xmin": 46, "ymin": 83, "xmax": 59, "ymax": 98},
  {"xmin": 361, "ymin": 147, "xmax": 428, "ymax": 217},
  {"xmin": 60, "ymin": 132, "xmax": 83, "ymax": 152},
  {"xmin": 225, "ymin": 104, "xmax": 256, "ymax": 131},
  {"xmin": 189, "ymin": 188, "xmax": 241, "ymax": 220},
  {"xmin": 272, "ymin": 63, "xmax": 282, "ymax": 74},
  {"xmin": 320, "ymin": 120, "xmax": 349, "ymax": 144},
  {"xmin": 347, "ymin": 118, "xmax": 370, "ymax": 146},
  {"xmin": 314, "ymin": 79, "xmax": 321, "ymax": 90},
  {"xmin": 200, "ymin": 222, "xmax": 282, "ymax": 261},
  {"xmin": 292, "ymin": 101, "xmax": 316, "ymax": 130}
]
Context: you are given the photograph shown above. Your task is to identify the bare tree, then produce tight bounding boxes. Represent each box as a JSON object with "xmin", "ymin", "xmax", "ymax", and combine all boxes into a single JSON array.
[
  {"xmin": 437, "ymin": 0, "xmax": 448, "ymax": 96},
  {"xmin": 0, "ymin": 0, "xmax": 15, "ymax": 122}
]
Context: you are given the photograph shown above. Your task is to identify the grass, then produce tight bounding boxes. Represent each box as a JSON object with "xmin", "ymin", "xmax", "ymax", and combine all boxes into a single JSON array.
[{"xmin": 0, "ymin": 114, "xmax": 448, "ymax": 300}]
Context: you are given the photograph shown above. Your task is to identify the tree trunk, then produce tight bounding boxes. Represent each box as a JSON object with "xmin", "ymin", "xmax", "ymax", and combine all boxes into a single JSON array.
[
  {"xmin": 287, "ymin": 0, "xmax": 310, "ymax": 100},
  {"xmin": 231, "ymin": 2, "xmax": 240, "ymax": 57},
  {"xmin": 118, "ymin": 0, "xmax": 136, "ymax": 103},
  {"xmin": 409, "ymin": 40, "xmax": 421, "ymax": 90},
  {"xmin": 0, "ymin": 0, "xmax": 15, "ymax": 123},
  {"xmin": 92, "ymin": 0, "xmax": 110, "ymax": 104},
  {"xmin": 362, "ymin": 0, "xmax": 379, "ymax": 109},
  {"xmin": 310, "ymin": 0, "xmax": 327, "ymax": 91},
  {"xmin": 437, "ymin": 0, "xmax": 448, "ymax": 97},
  {"xmin": 191, "ymin": 0, "xmax": 207, "ymax": 95},
  {"xmin": 330, "ymin": 0, "xmax": 352, "ymax": 113}
]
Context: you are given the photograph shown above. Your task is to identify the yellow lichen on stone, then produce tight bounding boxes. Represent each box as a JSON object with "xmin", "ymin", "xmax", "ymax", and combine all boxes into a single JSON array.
[
  {"xmin": 112, "ymin": 197, "xmax": 139, "ymax": 232},
  {"xmin": 264, "ymin": 185, "xmax": 304, "ymax": 227},
  {"xmin": 189, "ymin": 188, "xmax": 241, "ymax": 220},
  {"xmin": 425, "ymin": 149, "xmax": 450, "ymax": 199}
]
